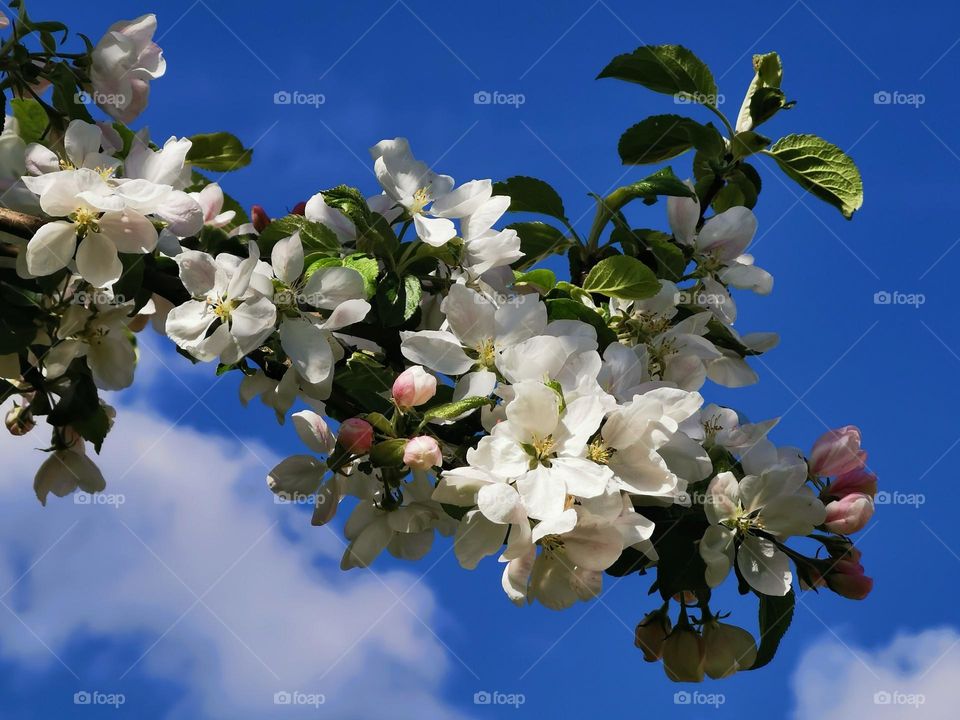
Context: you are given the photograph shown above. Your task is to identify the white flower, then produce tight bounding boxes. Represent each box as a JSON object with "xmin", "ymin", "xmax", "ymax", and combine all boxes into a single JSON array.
[
  {"xmin": 33, "ymin": 446, "xmax": 106, "ymax": 506},
  {"xmin": 43, "ymin": 302, "xmax": 137, "ymax": 390},
  {"xmin": 699, "ymin": 463, "xmax": 825, "ymax": 596},
  {"xmin": 165, "ymin": 242, "xmax": 277, "ymax": 363},
  {"xmin": 370, "ymin": 138, "xmax": 489, "ymax": 247},
  {"xmin": 400, "ymin": 283, "xmax": 547, "ymax": 376},
  {"xmin": 190, "ymin": 183, "xmax": 236, "ymax": 228},
  {"xmin": 21, "ymin": 169, "xmax": 159, "ymax": 287},
  {"xmin": 24, "ymin": 120, "xmax": 120, "ymax": 176},
  {"xmin": 264, "ymin": 232, "xmax": 370, "ymax": 385},
  {"xmin": 90, "ymin": 14, "xmax": 166, "ymax": 123},
  {"xmin": 304, "ymin": 192, "xmax": 356, "ymax": 244}
]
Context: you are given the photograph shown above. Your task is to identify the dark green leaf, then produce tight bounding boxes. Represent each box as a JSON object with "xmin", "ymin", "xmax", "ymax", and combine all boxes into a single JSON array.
[
  {"xmin": 258, "ymin": 215, "xmax": 341, "ymax": 258},
  {"xmin": 545, "ymin": 299, "xmax": 617, "ymax": 350},
  {"xmin": 513, "ymin": 268, "xmax": 556, "ymax": 294},
  {"xmin": 492, "ymin": 176, "xmax": 567, "ymax": 221},
  {"xmin": 598, "ymin": 44, "xmax": 717, "ymax": 101},
  {"xmin": 508, "ymin": 222, "xmax": 572, "ymax": 270},
  {"xmin": 748, "ymin": 589, "xmax": 794, "ymax": 670}
]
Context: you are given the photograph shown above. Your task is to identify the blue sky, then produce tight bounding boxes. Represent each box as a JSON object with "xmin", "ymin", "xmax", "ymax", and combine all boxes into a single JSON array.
[{"xmin": 2, "ymin": 0, "xmax": 959, "ymax": 717}]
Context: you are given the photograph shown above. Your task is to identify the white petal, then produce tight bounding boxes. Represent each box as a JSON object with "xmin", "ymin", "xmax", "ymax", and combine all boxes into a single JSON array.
[
  {"xmin": 25, "ymin": 222, "xmax": 77, "ymax": 276},
  {"xmin": 477, "ymin": 482, "xmax": 522, "ymax": 524},
  {"xmin": 98, "ymin": 210, "xmax": 158, "ymax": 254},
  {"xmin": 76, "ymin": 232, "xmax": 122, "ymax": 288},
  {"xmin": 738, "ymin": 536, "xmax": 792, "ymax": 596},
  {"xmin": 302, "ymin": 266, "xmax": 366, "ymax": 309},
  {"xmin": 270, "ymin": 232, "xmax": 304, "ymax": 285},
  {"xmin": 516, "ymin": 466, "xmax": 566, "ymax": 520},
  {"xmin": 413, "ymin": 214, "xmax": 456, "ymax": 247},
  {"xmin": 454, "ymin": 510, "xmax": 507, "ymax": 570},
  {"xmin": 279, "ymin": 318, "xmax": 332, "ymax": 384},
  {"xmin": 400, "ymin": 330, "xmax": 473, "ymax": 375}
]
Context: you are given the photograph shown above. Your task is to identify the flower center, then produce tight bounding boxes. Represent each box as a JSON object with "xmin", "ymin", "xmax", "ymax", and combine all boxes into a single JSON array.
[
  {"xmin": 475, "ymin": 338, "xmax": 496, "ymax": 369},
  {"xmin": 410, "ymin": 187, "xmax": 430, "ymax": 215},
  {"xmin": 586, "ymin": 438, "xmax": 613, "ymax": 464},
  {"xmin": 211, "ymin": 297, "xmax": 237, "ymax": 321},
  {"xmin": 72, "ymin": 207, "xmax": 100, "ymax": 234}
]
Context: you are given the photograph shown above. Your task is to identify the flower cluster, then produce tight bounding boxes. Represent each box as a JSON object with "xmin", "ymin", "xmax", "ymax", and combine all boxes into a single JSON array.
[{"xmin": 0, "ymin": 6, "xmax": 872, "ymax": 679}]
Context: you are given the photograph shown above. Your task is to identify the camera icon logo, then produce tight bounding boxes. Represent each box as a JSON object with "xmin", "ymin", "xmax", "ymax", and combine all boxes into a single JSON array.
[
  {"xmin": 874, "ymin": 690, "xmax": 892, "ymax": 704},
  {"xmin": 274, "ymin": 90, "xmax": 292, "ymax": 105},
  {"xmin": 873, "ymin": 91, "xmax": 892, "ymax": 105},
  {"xmin": 473, "ymin": 91, "xmax": 492, "ymax": 105},
  {"xmin": 274, "ymin": 691, "xmax": 292, "ymax": 705},
  {"xmin": 674, "ymin": 691, "xmax": 691, "ymax": 704},
  {"xmin": 74, "ymin": 493, "xmax": 91, "ymax": 505},
  {"xmin": 873, "ymin": 290, "xmax": 891, "ymax": 305},
  {"xmin": 473, "ymin": 690, "xmax": 492, "ymax": 705},
  {"xmin": 74, "ymin": 691, "xmax": 91, "ymax": 705}
]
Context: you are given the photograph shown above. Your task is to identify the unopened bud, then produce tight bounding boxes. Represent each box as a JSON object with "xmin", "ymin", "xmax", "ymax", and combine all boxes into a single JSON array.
[
  {"xmin": 291, "ymin": 200, "xmax": 307, "ymax": 215},
  {"xmin": 338, "ymin": 418, "xmax": 374, "ymax": 455},
  {"xmin": 403, "ymin": 436, "xmax": 442, "ymax": 470},
  {"xmin": 826, "ymin": 558, "xmax": 873, "ymax": 600},
  {"xmin": 392, "ymin": 366, "xmax": 437, "ymax": 409},
  {"xmin": 823, "ymin": 492, "xmax": 874, "ymax": 534},
  {"xmin": 825, "ymin": 467, "xmax": 877, "ymax": 499},
  {"xmin": 809, "ymin": 425, "xmax": 866, "ymax": 477},
  {"xmin": 251, "ymin": 204, "xmax": 271, "ymax": 233}
]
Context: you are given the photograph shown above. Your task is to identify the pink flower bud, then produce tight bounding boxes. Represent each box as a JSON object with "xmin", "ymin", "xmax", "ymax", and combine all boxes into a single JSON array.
[
  {"xmin": 251, "ymin": 204, "xmax": 271, "ymax": 233},
  {"xmin": 291, "ymin": 200, "xmax": 307, "ymax": 215},
  {"xmin": 392, "ymin": 366, "xmax": 437, "ymax": 409},
  {"xmin": 403, "ymin": 436, "xmax": 442, "ymax": 470},
  {"xmin": 826, "ymin": 468, "xmax": 878, "ymax": 499},
  {"xmin": 809, "ymin": 425, "xmax": 866, "ymax": 477},
  {"xmin": 823, "ymin": 493, "xmax": 874, "ymax": 534},
  {"xmin": 338, "ymin": 418, "xmax": 373, "ymax": 455},
  {"xmin": 826, "ymin": 558, "xmax": 873, "ymax": 600}
]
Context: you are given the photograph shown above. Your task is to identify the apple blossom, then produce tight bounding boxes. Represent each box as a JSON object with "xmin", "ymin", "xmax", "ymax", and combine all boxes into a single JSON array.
[
  {"xmin": 90, "ymin": 14, "xmax": 166, "ymax": 123},
  {"xmin": 823, "ymin": 492, "xmax": 874, "ymax": 534},
  {"xmin": 825, "ymin": 467, "xmax": 878, "ymax": 499}
]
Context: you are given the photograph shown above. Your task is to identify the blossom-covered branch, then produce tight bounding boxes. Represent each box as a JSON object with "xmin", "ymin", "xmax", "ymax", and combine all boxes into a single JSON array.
[{"xmin": 0, "ymin": 2, "xmax": 873, "ymax": 681}]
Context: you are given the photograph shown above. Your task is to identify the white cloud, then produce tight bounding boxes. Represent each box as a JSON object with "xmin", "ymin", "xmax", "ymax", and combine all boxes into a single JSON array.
[
  {"xmin": 792, "ymin": 627, "xmax": 960, "ymax": 719},
  {"xmin": 0, "ymin": 397, "xmax": 469, "ymax": 719}
]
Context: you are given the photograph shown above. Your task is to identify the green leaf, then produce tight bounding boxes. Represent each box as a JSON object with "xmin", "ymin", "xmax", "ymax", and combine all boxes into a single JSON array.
[
  {"xmin": 186, "ymin": 132, "xmax": 253, "ymax": 172},
  {"xmin": 582, "ymin": 255, "xmax": 659, "ymax": 299},
  {"xmin": 749, "ymin": 589, "xmax": 794, "ymax": 670},
  {"xmin": 258, "ymin": 215, "xmax": 341, "ymax": 258},
  {"xmin": 508, "ymin": 222, "xmax": 572, "ymax": 270},
  {"xmin": 9, "ymin": 98, "xmax": 48, "ymax": 145},
  {"xmin": 513, "ymin": 268, "xmax": 556, "ymax": 294},
  {"xmin": 48, "ymin": 64, "xmax": 93, "ymax": 122},
  {"xmin": 617, "ymin": 116, "xmax": 723, "ymax": 165},
  {"xmin": 375, "ymin": 273, "xmax": 421, "ymax": 326},
  {"xmin": 342, "ymin": 254, "xmax": 380, "ymax": 299},
  {"xmin": 545, "ymin": 299, "xmax": 617, "ymax": 350},
  {"xmin": 612, "ymin": 227, "xmax": 688, "ymax": 281},
  {"xmin": 765, "ymin": 134, "xmax": 864, "ymax": 219},
  {"xmin": 735, "ymin": 52, "xmax": 791, "ymax": 132},
  {"xmin": 369, "ymin": 438, "xmax": 408, "ymax": 468},
  {"xmin": 612, "ymin": 166, "xmax": 699, "ymax": 205},
  {"xmin": 492, "ymin": 176, "xmax": 567, "ymax": 221},
  {"xmin": 364, "ymin": 412, "xmax": 395, "ymax": 437},
  {"xmin": 598, "ymin": 44, "xmax": 717, "ymax": 101},
  {"xmin": 421, "ymin": 396, "xmax": 492, "ymax": 425},
  {"xmin": 618, "ymin": 115, "xmax": 701, "ymax": 165}
]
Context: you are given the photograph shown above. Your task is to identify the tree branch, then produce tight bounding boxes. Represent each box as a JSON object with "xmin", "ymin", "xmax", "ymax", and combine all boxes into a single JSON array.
[{"xmin": 0, "ymin": 207, "xmax": 47, "ymax": 241}]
